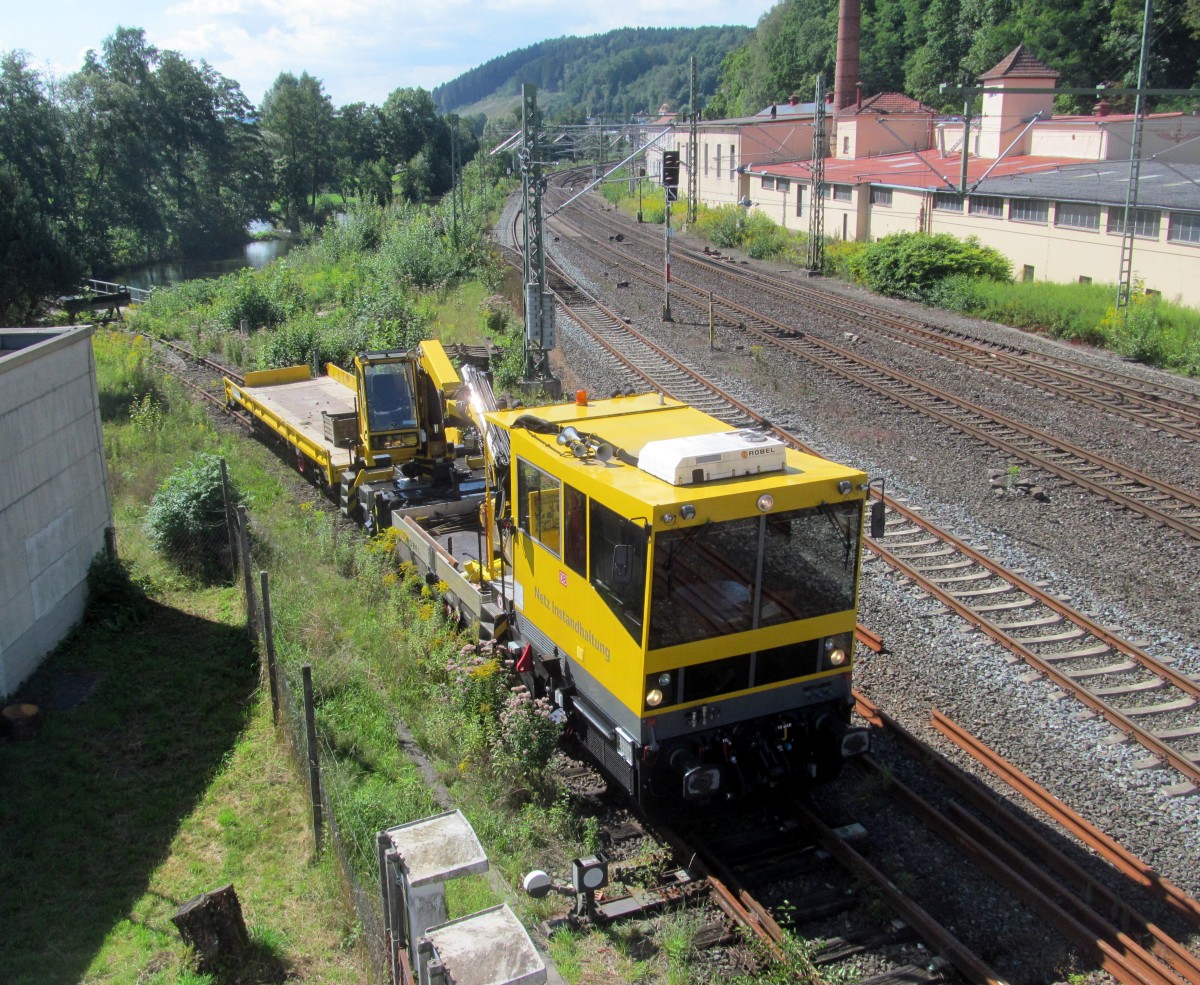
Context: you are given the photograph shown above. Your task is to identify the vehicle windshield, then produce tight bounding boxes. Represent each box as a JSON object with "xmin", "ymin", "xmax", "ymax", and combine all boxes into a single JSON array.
[
  {"xmin": 364, "ymin": 363, "xmax": 418, "ymax": 432},
  {"xmin": 649, "ymin": 502, "xmax": 861, "ymax": 650}
]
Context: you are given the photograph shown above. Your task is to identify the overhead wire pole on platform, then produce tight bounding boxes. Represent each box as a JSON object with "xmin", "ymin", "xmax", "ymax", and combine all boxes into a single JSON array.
[
  {"xmin": 687, "ymin": 55, "xmax": 699, "ymax": 226},
  {"xmin": 519, "ymin": 84, "xmax": 559, "ymax": 397}
]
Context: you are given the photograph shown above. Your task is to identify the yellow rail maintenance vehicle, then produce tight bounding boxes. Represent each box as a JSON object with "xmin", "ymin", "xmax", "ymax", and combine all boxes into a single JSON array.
[
  {"xmin": 226, "ymin": 345, "xmax": 871, "ymax": 805},
  {"xmin": 493, "ymin": 392, "xmax": 871, "ymax": 805}
]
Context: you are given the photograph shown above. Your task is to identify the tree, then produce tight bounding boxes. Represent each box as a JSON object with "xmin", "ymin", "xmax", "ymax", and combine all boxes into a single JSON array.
[
  {"xmin": 0, "ymin": 52, "xmax": 70, "ymax": 218},
  {"xmin": 0, "ymin": 164, "xmax": 82, "ymax": 325},
  {"xmin": 333, "ymin": 101, "xmax": 384, "ymax": 201},
  {"xmin": 260, "ymin": 71, "xmax": 334, "ymax": 225}
]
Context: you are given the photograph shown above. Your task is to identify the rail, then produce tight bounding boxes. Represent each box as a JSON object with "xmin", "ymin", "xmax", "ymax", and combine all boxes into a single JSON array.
[{"xmin": 83, "ymin": 278, "xmax": 153, "ymax": 303}]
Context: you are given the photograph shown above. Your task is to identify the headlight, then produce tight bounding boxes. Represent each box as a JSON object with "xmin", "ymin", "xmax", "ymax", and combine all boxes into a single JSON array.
[
  {"xmin": 657, "ymin": 673, "xmax": 672, "ymax": 687},
  {"xmin": 828, "ymin": 648, "xmax": 847, "ymax": 666},
  {"xmin": 646, "ymin": 688, "xmax": 664, "ymax": 708}
]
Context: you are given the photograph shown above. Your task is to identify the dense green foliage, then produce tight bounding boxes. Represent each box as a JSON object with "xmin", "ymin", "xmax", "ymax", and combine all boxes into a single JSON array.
[
  {"xmin": 129, "ymin": 166, "xmax": 517, "ymax": 374},
  {"xmin": 0, "ymin": 28, "xmax": 485, "ymax": 324},
  {"xmin": 931, "ymin": 275, "xmax": 1200, "ymax": 374},
  {"xmin": 432, "ymin": 26, "xmax": 751, "ymax": 118},
  {"xmin": 145, "ymin": 452, "xmax": 244, "ymax": 581},
  {"xmin": 848, "ymin": 232, "xmax": 1012, "ymax": 300},
  {"xmin": 710, "ymin": 0, "xmax": 1200, "ymax": 116}
]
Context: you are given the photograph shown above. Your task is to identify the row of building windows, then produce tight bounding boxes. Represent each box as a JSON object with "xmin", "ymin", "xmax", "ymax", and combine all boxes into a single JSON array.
[
  {"xmin": 754, "ymin": 175, "xmax": 1199, "ymax": 244},
  {"xmin": 704, "ymin": 143, "xmax": 737, "ymax": 179},
  {"xmin": 911, "ymin": 189, "xmax": 1196, "ymax": 242}
]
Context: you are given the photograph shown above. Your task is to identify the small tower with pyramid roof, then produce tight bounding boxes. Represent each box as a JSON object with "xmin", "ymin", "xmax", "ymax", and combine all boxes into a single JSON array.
[{"xmin": 977, "ymin": 45, "xmax": 1059, "ymax": 158}]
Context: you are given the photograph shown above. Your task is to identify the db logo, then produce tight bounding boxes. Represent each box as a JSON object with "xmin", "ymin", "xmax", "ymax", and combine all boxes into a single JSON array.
[{"xmin": 559, "ymin": 570, "xmax": 568, "ymax": 587}]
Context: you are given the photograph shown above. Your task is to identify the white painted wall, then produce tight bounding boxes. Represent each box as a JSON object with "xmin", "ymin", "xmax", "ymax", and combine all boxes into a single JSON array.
[{"xmin": 0, "ymin": 328, "xmax": 113, "ymax": 698}]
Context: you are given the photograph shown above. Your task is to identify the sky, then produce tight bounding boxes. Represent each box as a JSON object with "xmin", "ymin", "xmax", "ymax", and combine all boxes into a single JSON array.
[{"xmin": 1, "ymin": 0, "xmax": 775, "ymax": 108}]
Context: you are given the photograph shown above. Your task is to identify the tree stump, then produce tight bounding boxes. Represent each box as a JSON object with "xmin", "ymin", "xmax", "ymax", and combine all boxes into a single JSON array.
[
  {"xmin": 2, "ymin": 703, "xmax": 42, "ymax": 741},
  {"xmin": 171, "ymin": 884, "xmax": 250, "ymax": 971}
]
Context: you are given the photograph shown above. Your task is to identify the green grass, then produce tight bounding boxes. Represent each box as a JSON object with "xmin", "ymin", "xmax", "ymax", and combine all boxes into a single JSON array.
[{"xmin": 0, "ymin": 331, "xmax": 366, "ymax": 984}]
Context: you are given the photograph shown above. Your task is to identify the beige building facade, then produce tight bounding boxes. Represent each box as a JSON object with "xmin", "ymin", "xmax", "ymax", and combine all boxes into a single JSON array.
[{"xmin": 666, "ymin": 45, "xmax": 1200, "ymax": 308}]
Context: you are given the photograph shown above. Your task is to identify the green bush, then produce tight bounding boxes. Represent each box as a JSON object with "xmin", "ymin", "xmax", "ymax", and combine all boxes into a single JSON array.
[
  {"xmin": 495, "ymin": 689, "xmax": 562, "ymax": 774},
  {"xmin": 144, "ymin": 453, "xmax": 241, "ymax": 581},
  {"xmin": 694, "ymin": 204, "xmax": 746, "ymax": 248},
  {"xmin": 743, "ymin": 212, "xmax": 796, "ymax": 260},
  {"xmin": 848, "ymin": 232, "xmax": 1011, "ymax": 300},
  {"xmin": 820, "ymin": 238, "xmax": 864, "ymax": 278},
  {"xmin": 209, "ymin": 266, "xmax": 305, "ymax": 332}
]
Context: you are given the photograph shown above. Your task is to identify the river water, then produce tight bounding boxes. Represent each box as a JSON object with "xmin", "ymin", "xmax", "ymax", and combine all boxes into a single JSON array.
[{"xmin": 111, "ymin": 226, "xmax": 295, "ymax": 291}]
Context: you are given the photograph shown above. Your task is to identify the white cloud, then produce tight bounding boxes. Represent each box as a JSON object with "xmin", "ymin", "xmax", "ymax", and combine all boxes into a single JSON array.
[{"xmin": 7, "ymin": 0, "xmax": 773, "ymax": 108}]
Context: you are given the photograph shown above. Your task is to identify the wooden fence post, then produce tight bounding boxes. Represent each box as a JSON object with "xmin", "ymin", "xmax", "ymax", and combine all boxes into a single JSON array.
[
  {"xmin": 260, "ymin": 571, "xmax": 279, "ymax": 726},
  {"xmin": 302, "ymin": 664, "xmax": 324, "ymax": 855},
  {"xmin": 220, "ymin": 460, "xmax": 238, "ymax": 583},
  {"xmin": 236, "ymin": 505, "xmax": 257, "ymax": 641}
]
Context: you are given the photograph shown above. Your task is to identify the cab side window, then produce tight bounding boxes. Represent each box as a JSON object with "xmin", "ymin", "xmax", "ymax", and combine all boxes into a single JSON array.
[
  {"xmin": 517, "ymin": 458, "xmax": 561, "ymax": 556},
  {"xmin": 563, "ymin": 484, "xmax": 586, "ymax": 576},
  {"xmin": 590, "ymin": 499, "xmax": 646, "ymax": 638}
]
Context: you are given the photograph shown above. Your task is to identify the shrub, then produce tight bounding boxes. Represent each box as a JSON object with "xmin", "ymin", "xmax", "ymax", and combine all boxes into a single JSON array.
[
  {"xmin": 848, "ymin": 232, "xmax": 1011, "ymax": 300},
  {"xmin": 144, "ymin": 453, "xmax": 242, "ymax": 581},
  {"xmin": 695, "ymin": 204, "xmax": 747, "ymax": 248},
  {"xmin": 821, "ymin": 238, "xmax": 865, "ymax": 278},
  {"xmin": 445, "ymin": 640, "xmax": 511, "ymax": 724},
  {"xmin": 743, "ymin": 212, "xmax": 795, "ymax": 260},
  {"xmin": 494, "ymin": 688, "xmax": 562, "ymax": 774}
]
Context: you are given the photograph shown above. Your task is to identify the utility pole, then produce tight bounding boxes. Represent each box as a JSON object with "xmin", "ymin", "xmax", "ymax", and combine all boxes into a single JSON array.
[
  {"xmin": 1116, "ymin": 0, "xmax": 1153, "ymax": 314},
  {"xmin": 806, "ymin": 76, "xmax": 827, "ymax": 273},
  {"xmin": 687, "ymin": 55, "xmax": 699, "ymax": 225},
  {"xmin": 520, "ymin": 84, "xmax": 559, "ymax": 396}
]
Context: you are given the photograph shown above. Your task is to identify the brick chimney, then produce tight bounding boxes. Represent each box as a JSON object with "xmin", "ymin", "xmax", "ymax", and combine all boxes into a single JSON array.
[{"xmin": 834, "ymin": 0, "xmax": 861, "ymax": 111}]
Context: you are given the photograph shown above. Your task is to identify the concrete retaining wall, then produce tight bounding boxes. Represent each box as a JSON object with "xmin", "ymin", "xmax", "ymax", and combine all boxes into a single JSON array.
[{"xmin": 1, "ymin": 328, "xmax": 113, "ymax": 698}]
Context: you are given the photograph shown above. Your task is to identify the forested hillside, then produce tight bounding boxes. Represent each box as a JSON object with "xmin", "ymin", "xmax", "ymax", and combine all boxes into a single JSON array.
[
  {"xmin": 709, "ymin": 0, "xmax": 1200, "ymax": 118},
  {"xmin": 432, "ymin": 26, "xmax": 751, "ymax": 120}
]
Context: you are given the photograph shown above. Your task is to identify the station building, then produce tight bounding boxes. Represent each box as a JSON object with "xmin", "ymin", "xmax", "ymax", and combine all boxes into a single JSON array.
[{"xmin": 648, "ymin": 46, "xmax": 1200, "ymax": 307}]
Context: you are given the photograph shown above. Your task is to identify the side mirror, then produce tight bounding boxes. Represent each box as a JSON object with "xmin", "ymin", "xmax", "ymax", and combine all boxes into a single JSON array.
[
  {"xmin": 870, "ymin": 499, "xmax": 885, "ymax": 540},
  {"xmin": 611, "ymin": 544, "xmax": 633, "ymax": 584}
]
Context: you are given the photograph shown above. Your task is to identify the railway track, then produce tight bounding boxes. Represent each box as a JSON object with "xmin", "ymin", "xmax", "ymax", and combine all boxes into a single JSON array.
[
  {"xmin": 549, "ymin": 209, "xmax": 1200, "ymax": 543},
  {"xmin": 572, "ymin": 195, "xmax": 1200, "ymax": 444},
  {"xmin": 504, "ymin": 200, "xmax": 1200, "ymax": 798},
  {"xmin": 855, "ymin": 694, "xmax": 1200, "ymax": 985}
]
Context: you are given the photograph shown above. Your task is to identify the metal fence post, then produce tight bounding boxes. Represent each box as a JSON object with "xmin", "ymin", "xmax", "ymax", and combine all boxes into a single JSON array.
[
  {"xmin": 301, "ymin": 664, "xmax": 324, "ymax": 855},
  {"xmin": 260, "ymin": 571, "xmax": 279, "ymax": 726}
]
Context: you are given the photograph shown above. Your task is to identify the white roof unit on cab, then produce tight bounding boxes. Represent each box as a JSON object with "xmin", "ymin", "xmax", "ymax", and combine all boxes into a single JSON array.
[{"xmin": 639, "ymin": 429, "xmax": 787, "ymax": 485}]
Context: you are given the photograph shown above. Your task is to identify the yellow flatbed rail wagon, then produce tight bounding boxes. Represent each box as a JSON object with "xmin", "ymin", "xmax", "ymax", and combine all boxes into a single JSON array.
[{"xmin": 224, "ymin": 340, "xmax": 487, "ymax": 524}]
